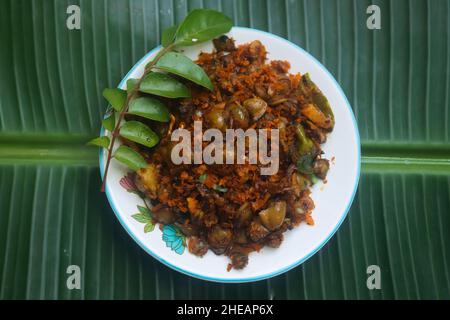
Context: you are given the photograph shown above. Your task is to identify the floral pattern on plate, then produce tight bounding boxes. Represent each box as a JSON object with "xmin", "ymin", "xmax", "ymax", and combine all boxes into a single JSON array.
[{"xmin": 120, "ymin": 173, "xmax": 186, "ymax": 255}]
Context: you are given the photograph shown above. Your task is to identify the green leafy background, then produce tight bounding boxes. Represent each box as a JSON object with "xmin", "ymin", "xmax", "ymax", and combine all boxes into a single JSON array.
[{"xmin": 0, "ymin": 0, "xmax": 449, "ymax": 299}]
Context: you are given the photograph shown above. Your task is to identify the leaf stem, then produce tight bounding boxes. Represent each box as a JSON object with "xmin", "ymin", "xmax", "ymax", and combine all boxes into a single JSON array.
[{"xmin": 101, "ymin": 43, "xmax": 176, "ymax": 192}]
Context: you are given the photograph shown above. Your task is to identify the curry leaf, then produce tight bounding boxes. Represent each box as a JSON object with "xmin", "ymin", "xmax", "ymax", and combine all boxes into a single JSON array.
[
  {"xmin": 102, "ymin": 88, "xmax": 127, "ymax": 112},
  {"xmin": 87, "ymin": 136, "xmax": 110, "ymax": 148},
  {"xmin": 156, "ymin": 52, "xmax": 213, "ymax": 90},
  {"xmin": 113, "ymin": 145, "xmax": 147, "ymax": 171},
  {"xmin": 161, "ymin": 24, "xmax": 178, "ymax": 47},
  {"xmin": 119, "ymin": 121, "xmax": 160, "ymax": 148},
  {"xmin": 126, "ymin": 78, "xmax": 139, "ymax": 94},
  {"xmin": 140, "ymin": 72, "xmax": 190, "ymax": 98},
  {"xmin": 173, "ymin": 9, "xmax": 232, "ymax": 46},
  {"xmin": 101, "ymin": 114, "xmax": 115, "ymax": 131},
  {"xmin": 128, "ymin": 96, "xmax": 170, "ymax": 122}
]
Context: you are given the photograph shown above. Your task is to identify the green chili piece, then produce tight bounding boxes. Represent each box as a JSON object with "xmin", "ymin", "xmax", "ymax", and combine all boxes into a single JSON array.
[
  {"xmin": 295, "ymin": 123, "xmax": 314, "ymax": 155},
  {"xmin": 301, "ymin": 73, "xmax": 335, "ymax": 124},
  {"xmin": 294, "ymin": 124, "xmax": 317, "ymax": 174}
]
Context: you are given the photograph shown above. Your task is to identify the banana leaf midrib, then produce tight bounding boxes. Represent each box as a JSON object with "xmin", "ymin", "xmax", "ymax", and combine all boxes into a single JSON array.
[{"xmin": 0, "ymin": 134, "xmax": 449, "ymax": 173}]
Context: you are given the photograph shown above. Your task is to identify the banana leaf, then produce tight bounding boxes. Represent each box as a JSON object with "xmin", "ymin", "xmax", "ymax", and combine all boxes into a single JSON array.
[{"xmin": 0, "ymin": 0, "xmax": 449, "ymax": 299}]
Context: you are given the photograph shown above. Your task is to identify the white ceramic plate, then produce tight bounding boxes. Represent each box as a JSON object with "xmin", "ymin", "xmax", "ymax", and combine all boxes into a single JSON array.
[{"xmin": 99, "ymin": 27, "xmax": 360, "ymax": 283}]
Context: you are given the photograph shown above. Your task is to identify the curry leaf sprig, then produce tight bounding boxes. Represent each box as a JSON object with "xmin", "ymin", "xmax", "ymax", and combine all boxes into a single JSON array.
[{"xmin": 87, "ymin": 9, "xmax": 232, "ymax": 191}]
